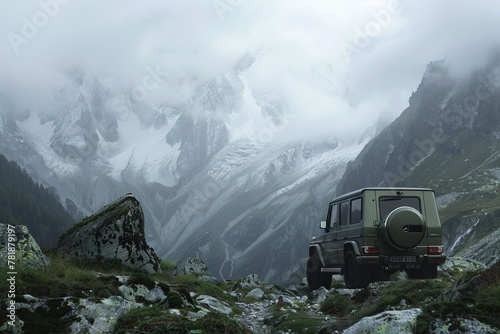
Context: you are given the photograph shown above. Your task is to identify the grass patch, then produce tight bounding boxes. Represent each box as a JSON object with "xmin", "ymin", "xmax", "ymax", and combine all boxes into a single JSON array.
[
  {"xmin": 266, "ymin": 305, "xmax": 325, "ymax": 334},
  {"xmin": 320, "ymin": 293, "xmax": 354, "ymax": 316},
  {"xmin": 417, "ymin": 262, "xmax": 500, "ymax": 332},
  {"xmin": 114, "ymin": 306, "xmax": 189, "ymax": 333},
  {"xmin": 0, "ymin": 255, "xmax": 129, "ymax": 299},
  {"xmin": 353, "ymin": 279, "xmax": 452, "ymax": 322},
  {"xmin": 113, "ymin": 306, "xmax": 251, "ymax": 334},
  {"xmin": 171, "ymin": 274, "xmax": 235, "ymax": 305}
]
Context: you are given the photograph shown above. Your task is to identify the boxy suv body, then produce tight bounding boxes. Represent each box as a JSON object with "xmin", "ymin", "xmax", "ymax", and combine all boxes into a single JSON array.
[{"xmin": 307, "ymin": 187, "xmax": 446, "ymax": 289}]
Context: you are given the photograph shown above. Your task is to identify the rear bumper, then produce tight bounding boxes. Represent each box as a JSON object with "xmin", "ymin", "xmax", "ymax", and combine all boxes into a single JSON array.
[{"xmin": 357, "ymin": 254, "xmax": 447, "ymax": 267}]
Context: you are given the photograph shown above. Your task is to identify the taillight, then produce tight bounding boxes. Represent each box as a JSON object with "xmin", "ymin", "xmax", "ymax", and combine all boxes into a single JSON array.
[
  {"xmin": 362, "ymin": 246, "xmax": 379, "ymax": 254},
  {"xmin": 428, "ymin": 246, "xmax": 443, "ymax": 254}
]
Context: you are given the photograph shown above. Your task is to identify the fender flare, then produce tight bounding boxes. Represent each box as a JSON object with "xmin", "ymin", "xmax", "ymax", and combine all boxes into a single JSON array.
[
  {"xmin": 309, "ymin": 244, "xmax": 327, "ymax": 266},
  {"xmin": 343, "ymin": 241, "xmax": 362, "ymax": 257}
]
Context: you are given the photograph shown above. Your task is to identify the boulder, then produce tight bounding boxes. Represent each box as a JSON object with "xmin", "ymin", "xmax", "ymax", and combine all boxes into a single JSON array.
[
  {"xmin": 196, "ymin": 295, "xmax": 232, "ymax": 315},
  {"xmin": 171, "ymin": 257, "xmax": 210, "ymax": 276},
  {"xmin": 310, "ymin": 286, "xmax": 329, "ymax": 304},
  {"xmin": 232, "ymin": 273, "xmax": 263, "ymax": 291},
  {"xmin": 0, "ymin": 224, "xmax": 49, "ymax": 268},
  {"xmin": 57, "ymin": 194, "xmax": 161, "ymax": 274},
  {"xmin": 246, "ymin": 288, "xmax": 265, "ymax": 299},
  {"xmin": 344, "ymin": 308, "xmax": 422, "ymax": 334}
]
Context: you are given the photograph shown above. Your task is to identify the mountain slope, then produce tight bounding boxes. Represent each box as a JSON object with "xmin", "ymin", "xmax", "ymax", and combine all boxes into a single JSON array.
[
  {"xmin": 337, "ymin": 54, "xmax": 500, "ymax": 265},
  {"xmin": 0, "ymin": 154, "xmax": 74, "ymax": 248},
  {"xmin": 0, "ymin": 54, "xmax": 372, "ymax": 283}
]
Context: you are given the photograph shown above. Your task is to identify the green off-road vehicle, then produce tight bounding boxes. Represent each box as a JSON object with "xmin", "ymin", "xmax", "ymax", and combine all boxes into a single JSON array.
[{"xmin": 307, "ymin": 187, "xmax": 446, "ymax": 289}]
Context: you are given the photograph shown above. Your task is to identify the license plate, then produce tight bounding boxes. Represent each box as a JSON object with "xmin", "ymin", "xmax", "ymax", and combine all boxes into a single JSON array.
[{"xmin": 389, "ymin": 256, "xmax": 416, "ymax": 263}]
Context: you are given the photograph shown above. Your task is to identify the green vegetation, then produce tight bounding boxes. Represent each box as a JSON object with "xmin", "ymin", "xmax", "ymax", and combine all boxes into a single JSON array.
[
  {"xmin": 170, "ymin": 274, "xmax": 235, "ymax": 305},
  {"xmin": 114, "ymin": 306, "xmax": 250, "ymax": 334},
  {"xmin": 417, "ymin": 261, "xmax": 500, "ymax": 332},
  {"xmin": 0, "ymin": 254, "xmax": 122, "ymax": 299},
  {"xmin": 2, "ymin": 244, "xmax": 499, "ymax": 333},
  {"xmin": 320, "ymin": 293, "xmax": 353, "ymax": 316},
  {"xmin": 263, "ymin": 301, "xmax": 326, "ymax": 334},
  {"xmin": 0, "ymin": 154, "xmax": 74, "ymax": 248}
]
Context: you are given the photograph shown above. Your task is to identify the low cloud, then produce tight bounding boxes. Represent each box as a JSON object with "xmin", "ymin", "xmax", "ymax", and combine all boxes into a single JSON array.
[{"xmin": 1, "ymin": 0, "xmax": 500, "ymax": 141}]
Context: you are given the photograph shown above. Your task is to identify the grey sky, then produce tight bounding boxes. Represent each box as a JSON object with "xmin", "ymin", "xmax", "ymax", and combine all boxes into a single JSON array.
[{"xmin": 1, "ymin": 0, "xmax": 499, "ymax": 142}]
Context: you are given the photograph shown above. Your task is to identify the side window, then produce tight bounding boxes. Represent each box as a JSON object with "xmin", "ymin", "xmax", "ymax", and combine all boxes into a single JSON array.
[
  {"xmin": 329, "ymin": 204, "xmax": 338, "ymax": 228},
  {"xmin": 350, "ymin": 198, "xmax": 362, "ymax": 224},
  {"xmin": 339, "ymin": 201, "xmax": 349, "ymax": 226}
]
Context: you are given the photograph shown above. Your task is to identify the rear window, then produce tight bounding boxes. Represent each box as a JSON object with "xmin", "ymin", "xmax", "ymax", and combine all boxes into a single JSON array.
[
  {"xmin": 379, "ymin": 196, "xmax": 421, "ymax": 220},
  {"xmin": 350, "ymin": 198, "xmax": 362, "ymax": 224}
]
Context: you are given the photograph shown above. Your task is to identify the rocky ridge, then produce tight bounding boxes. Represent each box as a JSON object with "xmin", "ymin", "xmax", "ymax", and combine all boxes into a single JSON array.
[{"xmin": 336, "ymin": 54, "xmax": 500, "ymax": 268}]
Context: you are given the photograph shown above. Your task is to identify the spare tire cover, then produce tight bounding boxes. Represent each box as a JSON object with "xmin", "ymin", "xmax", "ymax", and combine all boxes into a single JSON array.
[{"xmin": 383, "ymin": 206, "xmax": 426, "ymax": 250}]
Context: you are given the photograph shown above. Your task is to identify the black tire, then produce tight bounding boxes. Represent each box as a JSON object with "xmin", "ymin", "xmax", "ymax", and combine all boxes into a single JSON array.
[
  {"xmin": 407, "ymin": 264, "xmax": 437, "ymax": 279},
  {"xmin": 344, "ymin": 250, "xmax": 370, "ymax": 288},
  {"xmin": 306, "ymin": 253, "xmax": 332, "ymax": 291}
]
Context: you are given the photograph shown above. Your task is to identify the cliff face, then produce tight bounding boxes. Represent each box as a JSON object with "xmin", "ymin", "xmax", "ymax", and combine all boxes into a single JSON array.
[
  {"xmin": 57, "ymin": 193, "xmax": 161, "ymax": 274},
  {"xmin": 336, "ymin": 55, "xmax": 500, "ymax": 264}
]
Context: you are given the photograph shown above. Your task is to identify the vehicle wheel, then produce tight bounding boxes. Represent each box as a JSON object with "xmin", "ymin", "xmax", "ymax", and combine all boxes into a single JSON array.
[
  {"xmin": 306, "ymin": 253, "xmax": 332, "ymax": 291},
  {"xmin": 406, "ymin": 264, "xmax": 437, "ymax": 279},
  {"xmin": 344, "ymin": 251, "xmax": 370, "ymax": 288}
]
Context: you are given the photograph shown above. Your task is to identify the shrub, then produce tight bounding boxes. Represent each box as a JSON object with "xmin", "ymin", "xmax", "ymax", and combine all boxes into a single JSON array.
[{"xmin": 320, "ymin": 293, "xmax": 353, "ymax": 316}]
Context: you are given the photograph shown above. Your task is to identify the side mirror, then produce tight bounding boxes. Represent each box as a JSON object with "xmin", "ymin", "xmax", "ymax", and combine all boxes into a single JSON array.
[{"xmin": 320, "ymin": 220, "xmax": 327, "ymax": 229}]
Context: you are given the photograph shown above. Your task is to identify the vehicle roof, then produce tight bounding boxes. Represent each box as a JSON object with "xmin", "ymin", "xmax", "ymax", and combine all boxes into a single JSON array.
[{"xmin": 332, "ymin": 187, "xmax": 434, "ymax": 203}]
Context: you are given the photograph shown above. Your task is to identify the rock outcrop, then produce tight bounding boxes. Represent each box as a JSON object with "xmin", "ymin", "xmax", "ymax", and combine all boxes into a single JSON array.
[
  {"xmin": 56, "ymin": 194, "xmax": 161, "ymax": 273},
  {"xmin": 344, "ymin": 308, "xmax": 422, "ymax": 334},
  {"xmin": 171, "ymin": 257, "xmax": 210, "ymax": 276},
  {"xmin": 0, "ymin": 224, "xmax": 49, "ymax": 268}
]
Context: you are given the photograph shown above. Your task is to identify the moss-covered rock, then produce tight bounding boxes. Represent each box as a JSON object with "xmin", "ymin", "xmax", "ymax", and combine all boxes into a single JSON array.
[
  {"xmin": 0, "ymin": 224, "xmax": 50, "ymax": 268},
  {"xmin": 57, "ymin": 194, "xmax": 161, "ymax": 274}
]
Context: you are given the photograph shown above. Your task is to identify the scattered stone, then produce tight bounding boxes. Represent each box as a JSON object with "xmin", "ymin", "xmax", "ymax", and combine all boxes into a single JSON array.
[
  {"xmin": 119, "ymin": 282, "xmax": 167, "ymax": 303},
  {"xmin": 275, "ymin": 295, "xmax": 295, "ymax": 306},
  {"xmin": 0, "ymin": 224, "xmax": 50, "ymax": 268},
  {"xmin": 232, "ymin": 273, "xmax": 263, "ymax": 290},
  {"xmin": 196, "ymin": 295, "xmax": 232, "ymax": 315},
  {"xmin": 344, "ymin": 308, "xmax": 422, "ymax": 334},
  {"xmin": 57, "ymin": 194, "xmax": 161, "ymax": 274},
  {"xmin": 169, "ymin": 309, "xmax": 181, "ymax": 316},
  {"xmin": 310, "ymin": 286, "xmax": 329, "ymax": 304},
  {"xmin": 187, "ymin": 310, "xmax": 206, "ymax": 319},
  {"xmin": 230, "ymin": 291, "xmax": 242, "ymax": 298},
  {"xmin": 336, "ymin": 288, "xmax": 363, "ymax": 299},
  {"xmin": 171, "ymin": 257, "xmax": 210, "ymax": 276},
  {"xmin": 367, "ymin": 281, "xmax": 392, "ymax": 295},
  {"xmin": 69, "ymin": 296, "xmax": 141, "ymax": 333},
  {"xmin": 13, "ymin": 294, "xmax": 141, "ymax": 334},
  {"xmin": 199, "ymin": 275, "xmax": 219, "ymax": 284},
  {"xmin": 431, "ymin": 317, "xmax": 498, "ymax": 334},
  {"xmin": 439, "ymin": 256, "xmax": 486, "ymax": 274},
  {"xmin": 394, "ymin": 270, "xmax": 409, "ymax": 281},
  {"xmin": 246, "ymin": 288, "xmax": 265, "ymax": 299}
]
